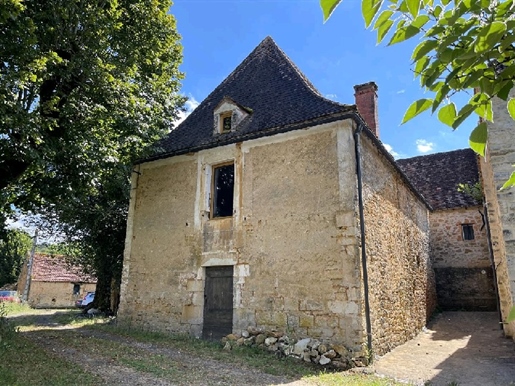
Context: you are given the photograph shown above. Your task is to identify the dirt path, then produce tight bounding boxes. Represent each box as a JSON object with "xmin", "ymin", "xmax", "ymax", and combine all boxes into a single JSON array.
[
  {"xmin": 13, "ymin": 311, "xmax": 311, "ymax": 386},
  {"xmin": 10, "ymin": 310, "xmax": 515, "ymax": 385},
  {"xmin": 372, "ymin": 312, "xmax": 515, "ymax": 386}
]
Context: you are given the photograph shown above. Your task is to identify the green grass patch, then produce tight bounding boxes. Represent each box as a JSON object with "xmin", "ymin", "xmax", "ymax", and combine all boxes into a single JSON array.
[
  {"xmin": 0, "ymin": 328, "xmax": 101, "ymax": 385},
  {"xmin": 93, "ymin": 324, "xmax": 321, "ymax": 378}
]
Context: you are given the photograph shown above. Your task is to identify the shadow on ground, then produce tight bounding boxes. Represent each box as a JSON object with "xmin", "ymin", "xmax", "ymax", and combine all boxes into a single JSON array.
[{"xmin": 373, "ymin": 311, "xmax": 515, "ymax": 386}]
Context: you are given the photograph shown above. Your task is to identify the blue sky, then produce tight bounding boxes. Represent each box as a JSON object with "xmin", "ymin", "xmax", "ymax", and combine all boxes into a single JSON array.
[{"xmin": 172, "ymin": 0, "xmax": 477, "ymax": 159}]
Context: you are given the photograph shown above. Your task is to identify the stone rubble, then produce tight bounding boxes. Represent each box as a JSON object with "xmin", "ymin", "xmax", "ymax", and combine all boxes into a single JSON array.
[{"xmin": 222, "ymin": 327, "xmax": 369, "ymax": 370}]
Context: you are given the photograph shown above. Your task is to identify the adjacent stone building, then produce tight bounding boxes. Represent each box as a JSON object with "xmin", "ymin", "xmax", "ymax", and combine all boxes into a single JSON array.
[
  {"xmin": 480, "ymin": 91, "xmax": 515, "ymax": 337},
  {"xmin": 117, "ymin": 37, "xmax": 436, "ymax": 357},
  {"xmin": 398, "ymin": 149, "xmax": 496, "ymax": 311},
  {"xmin": 17, "ymin": 253, "xmax": 96, "ymax": 308}
]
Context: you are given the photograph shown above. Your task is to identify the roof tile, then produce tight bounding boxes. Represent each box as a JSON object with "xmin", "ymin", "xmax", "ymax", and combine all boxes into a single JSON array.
[
  {"xmin": 396, "ymin": 148, "xmax": 480, "ymax": 210},
  {"xmin": 31, "ymin": 253, "xmax": 96, "ymax": 283},
  {"xmin": 146, "ymin": 36, "xmax": 355, "ymax": 161}
]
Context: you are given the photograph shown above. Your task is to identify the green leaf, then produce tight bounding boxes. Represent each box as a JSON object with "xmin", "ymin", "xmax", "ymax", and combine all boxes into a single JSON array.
[
  {"xmin": 506, "ymin": 305, "xmax": 515, "ymax": 322},
  {"xmin": 475, "ymin": 21, "xmax": 507, "ymax": 54},
  {"xmin": 501, "ymin": 172, "xmax": 515, "ymax": 191},
  {"xmin": 431, "ymin": 82, "xmax": 451, "ymax": 113},
  {"xmin": 414, "ymin": 56, "xmax": 431, "ymax": 76},
  {"xmin": 377, "ymin": 19, "xmax": 394, "ymax": 43},
  {"xmin": 412, "ymin": 39, "xmax": 438, "ymax": 61},
  {"xmin": 406, "ymin": 0, "xmax": 420, "ymax": 18},
  {"xmin": 320, "ymin": 0, "xmax": 342, "ymax": 22},
  {"xmin": 401, "ymin": 98, "xmax": 433, "ymax": 124},
  {"xmin": 388, "ymin": 23, "xmax": 422, "ymax": 45},
  {"xmin": 508, "ymin": 98, "xmax": 515, "ymax": 120},
  {"xmin": 472, "ymin": 94, "xmax": 493, "ymax": 122},
  {"xmin": 438, "ymin": 103, "xmax": 457, "ymax": 127},
  {"xmin": 497, "ymin": 81, "xmax": 514, "ymax": 101},
  {"xmin": 362, "ymin": 0, "xmax": 384, "ymax": 28},
  {"xmin": 374, "ymin": 10, "xmax": 394, "ymax": 43},
  {"xmin": 453, "ymin": 103, "xmax": 475, "ymax": 129},
  {"xmin": 469, "ymin": 122, "xmax": 488, "ymax": 156}
]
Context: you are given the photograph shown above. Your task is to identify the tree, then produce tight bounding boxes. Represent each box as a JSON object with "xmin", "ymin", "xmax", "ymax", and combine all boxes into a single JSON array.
[
  {"xmin": 320, "ymin": 0, "xmax": 515, "ymax": 188},
  {"xmin": 0, "ymin": 0, "xmax": 184, "ymax": 214},
  {"xmin": 35, "ymin": 165, "xmax": 131, "ymax": 313},
  {"xmin": 0, "ymin": 228, "xmax": 32, "ymax": 287},
  {"xmin": 1, "ymin": 0, "xmax": 185, "ymax": 311}
]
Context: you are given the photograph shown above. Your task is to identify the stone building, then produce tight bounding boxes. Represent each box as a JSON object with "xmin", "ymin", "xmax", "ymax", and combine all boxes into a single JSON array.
[
  {"xmin": 17, "ymin": 253, "xmax": 96, "ymax": 308},
  {"xmin": 117, "ymin": 37, "xmax": 436, "ymax": 356},
  {"xmin": 398, "ymin": 149, "xmax": 497, "ymax": 311},
  {"xmin": 480, "ymin": 91, "xmax": 515, "ymax": 337}
]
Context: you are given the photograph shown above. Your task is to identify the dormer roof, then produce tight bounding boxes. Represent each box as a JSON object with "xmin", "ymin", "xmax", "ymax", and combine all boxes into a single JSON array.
[{"xmin": 144, "ymin": 36, "xmax": 355, "ymax": 162}]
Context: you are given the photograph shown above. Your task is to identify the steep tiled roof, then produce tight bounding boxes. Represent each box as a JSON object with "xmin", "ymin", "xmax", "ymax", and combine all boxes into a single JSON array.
[
  {"xmin": 144, "ymin": 36, "xmax": 355, "ymax": 162},
  {"xmin": 396, "ymin": 148, "xmax": 480, "ymax": 210},
  {"xmin": 31, "ymin": 253, "xmax": 96, "ymax": 283}
]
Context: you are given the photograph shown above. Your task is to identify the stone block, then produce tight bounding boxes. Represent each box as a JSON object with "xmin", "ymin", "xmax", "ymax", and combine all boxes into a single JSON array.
[
  {"xmin": 181, "ymin": 305, "xmax": 202, "ymax": 324},
  {"xmin": 299, "ymin": 314, "xmax": 314, "ymax": 328},
  {"xmin": 299, "ymin": 299, "xmax": 324, "ymax": 311}
]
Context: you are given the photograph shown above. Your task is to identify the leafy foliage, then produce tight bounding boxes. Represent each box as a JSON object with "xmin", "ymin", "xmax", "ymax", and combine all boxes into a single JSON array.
[
  {"xmin": 1, "ymin": 0, "xmax": 185, "ymax": 312},
  {"xmin": 0, "ymin": 228, "xmax": 32, "ymax": 287},
  {"xmin": 0, "ymin": 0, "xmax": 185, "ymax": 215},
  {"xmin": 320, "ymin": 0, "xmax": 515, "ymax": 186}
]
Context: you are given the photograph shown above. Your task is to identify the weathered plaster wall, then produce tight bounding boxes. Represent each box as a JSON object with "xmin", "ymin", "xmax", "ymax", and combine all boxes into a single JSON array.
[
  {"xmin": 117, "ymin": 155, "xmax": 199, "ymax": 333},
  {"xmin": 26, "ymin": 282, "xmax": 95, "ymax": 308},
  {"xmin": 360, "ymin": 135, "xmax": 436, "ymax": 356},
  {"xmin": 480, "ymin": 93, "xmax": 515, "ymax": 335},
  {"xmin": 118, "ymin": 122, "xmax": 367, "ymax": 352},
  {"xmin": 237, "ymin": 124, "xmax": 364, "ymax": 351},
  {"xmin": 430, "ymin": 207, "xmax": 496, "ymax": 310}
]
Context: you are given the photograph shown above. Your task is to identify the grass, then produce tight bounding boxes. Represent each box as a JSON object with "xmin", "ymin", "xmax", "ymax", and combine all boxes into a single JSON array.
[
  {"xmin": 1, "ymin": 308, "xmax": 407, "ymax": 385},
  {"xmin": 0, "ymin": 304, "xmax": 102, "ymax": 386},
  {"xmin": 92, "ymin": 324, "xmax": 322, "ymax": 378}
]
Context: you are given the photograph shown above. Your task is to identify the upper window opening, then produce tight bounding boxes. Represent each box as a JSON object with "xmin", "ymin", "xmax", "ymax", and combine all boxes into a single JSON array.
[
  {"xmin": 462, "ymin": 224, "xmax": 475, "ymax": 240},
  {"xmin": 73, "ymin": 284, "xmax": 80, "ymax": 295},
  {"xmin": 220, "ymin": 112, "xmax": 232, "ymax": 133},
  {"xmin": 212, "ymin": 163, "xmax": 234, "ymax": 218}
]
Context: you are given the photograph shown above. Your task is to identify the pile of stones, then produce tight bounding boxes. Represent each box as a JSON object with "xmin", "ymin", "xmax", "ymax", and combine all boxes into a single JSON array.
[{"xmin": 222, "ymin": 327, "xmax": 367, "ymax": 369}]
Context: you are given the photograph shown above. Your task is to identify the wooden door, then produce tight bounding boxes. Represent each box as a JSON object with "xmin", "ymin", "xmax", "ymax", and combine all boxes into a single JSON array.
[{"xmin": 202, "ymin": 266, "xmax": 233, "ymax": 340}]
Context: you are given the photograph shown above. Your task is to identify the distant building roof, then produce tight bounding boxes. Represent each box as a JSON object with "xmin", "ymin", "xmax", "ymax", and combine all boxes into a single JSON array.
[
  {"xmin": 31, "ymin": 253, "xmax": 96, "ymax": 283},
  {"xmin": 143, "ymin": 36, "xmax": 356, "ymax": 163},
  {"xmin": 396, "ymin": 148, "xmax": 481, "ymax": 210}
]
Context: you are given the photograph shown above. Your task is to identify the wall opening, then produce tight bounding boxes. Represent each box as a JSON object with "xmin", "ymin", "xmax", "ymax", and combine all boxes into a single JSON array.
[{"xmin": 212, "ymin": 163, "xmax": 234, "ymax": 218}]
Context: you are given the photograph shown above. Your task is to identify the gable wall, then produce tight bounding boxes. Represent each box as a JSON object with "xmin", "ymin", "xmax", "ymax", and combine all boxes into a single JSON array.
[
  {"xmin": 430, "ymin": 207, "xmax": 496, "ymax": 310},
  {"xmin": 118, "ymin": 121, "xmax": 367, "ymax": 352},
  {"xmin": 359, "ymin": 135, "xmax": 435, "ymax": 356}
]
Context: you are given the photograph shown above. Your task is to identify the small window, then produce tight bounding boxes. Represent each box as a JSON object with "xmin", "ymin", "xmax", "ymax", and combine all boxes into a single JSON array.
[
  {"xmin": 462, "ymin": 224, "xmax": 475, "ymax": 240},
  {"xmin": 73, "ymin": 284, "xmax": 80, "ymax": 295},
  {"xmin": 212, "ymin": 163, "xmax": 234, "ymax": 218},
  {"xmin": 220, "ymin": 112, "xmax": 232, "ymax": 133}
]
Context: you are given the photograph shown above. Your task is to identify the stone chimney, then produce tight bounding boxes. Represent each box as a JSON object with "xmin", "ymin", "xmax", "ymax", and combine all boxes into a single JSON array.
[{"xmin": 354, "ymin": 82, "xmax": 379, "ymax": 137}]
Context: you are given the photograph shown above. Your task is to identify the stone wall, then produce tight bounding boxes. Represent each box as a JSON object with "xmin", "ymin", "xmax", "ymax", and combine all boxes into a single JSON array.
[
  {"xmin": 480, "ymin": 92, "xmax": 515, "ymax": 336},
  {"xmin": 360, "ymin": 135, "xmax": 436, "ymax": 356},
  {"xmin": 118, "ymin": 121, "xmax": 367, "ymax": 353},
  {"xmin": 430, "ymin": 207, "xmax": 496, "ymax": 310}
]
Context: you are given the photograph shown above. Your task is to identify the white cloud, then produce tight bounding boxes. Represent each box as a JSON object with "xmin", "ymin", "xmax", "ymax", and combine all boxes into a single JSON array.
[
  {"xmin": 383, "ymin": 143, "xmax": 400, "ymax": 159},
  {"xmin": 416, "ymin": 139, "xmax": 435, "ymax": 153},
  {"xmin": 325, "ymin": 93, "xmax": 338, "ymax": 99},
  {"xmin": 396, "ymin": 89, "xmax": 405, "ymax": 94},
  {"xmin": 174, "ymin": 96, "xmax": 200, "ymax": 128}
]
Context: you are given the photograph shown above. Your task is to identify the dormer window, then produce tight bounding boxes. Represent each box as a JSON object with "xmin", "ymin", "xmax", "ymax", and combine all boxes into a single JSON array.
[
  {"xmin": 213, "ymin": 97, "xmax": 251, "ymax": 135},
  {"xmin": 221, "ymin": 112, "xmax": 232, "ymax": 133}
]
